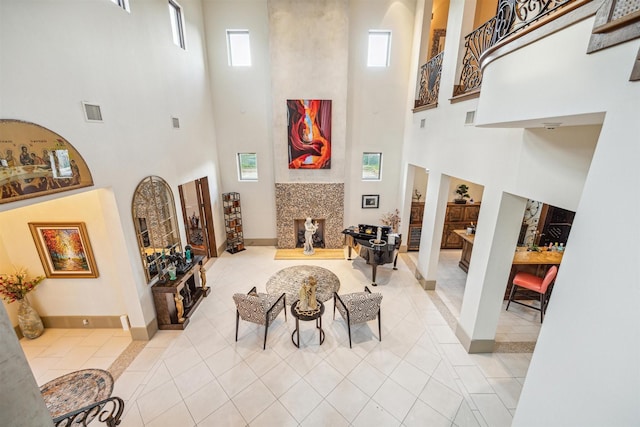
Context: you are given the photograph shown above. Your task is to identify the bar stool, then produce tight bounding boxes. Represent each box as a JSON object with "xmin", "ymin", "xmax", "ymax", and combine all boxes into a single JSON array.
[{"xmin": 506, "ymin": 266, "xmax": 558, "ymax": 323}]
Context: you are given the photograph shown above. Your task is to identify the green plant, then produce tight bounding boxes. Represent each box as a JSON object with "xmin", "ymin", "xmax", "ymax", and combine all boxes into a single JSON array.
[{"xmin": 455, "ymin": 184, "xmax": 470, "ymax": 200}]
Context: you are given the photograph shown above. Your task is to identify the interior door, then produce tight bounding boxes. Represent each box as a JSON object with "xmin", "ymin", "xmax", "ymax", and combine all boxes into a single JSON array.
[
  {"xmin": 196, "ymin": 177, "xmax": 217, "ymax": 258},
  {"xmin": 178, "ymin": 177, "xmax": 217, "ymax": 259}
]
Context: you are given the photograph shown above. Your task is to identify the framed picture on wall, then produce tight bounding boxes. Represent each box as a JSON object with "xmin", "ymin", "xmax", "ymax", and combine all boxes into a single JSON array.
[
  {"xmin": 362, "ymin": 194, "xmax": 379, "ymax": 209},
  {"xmin": 28, "ymin": 222, "xmax": 99, "ymax": 278}
]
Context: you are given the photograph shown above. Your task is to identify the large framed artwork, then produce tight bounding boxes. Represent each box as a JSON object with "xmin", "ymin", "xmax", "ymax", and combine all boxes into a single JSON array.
[
  {"xmin": 287, "ymin": 99, "xmax": 332, "ymax": 169},
  {"xmin": 0, "ymin": 119, "xmax": 94, "ymax": 204},
  {"xmin": 29, "ymin": 222, "xmax": 99, "ymax": 278}
]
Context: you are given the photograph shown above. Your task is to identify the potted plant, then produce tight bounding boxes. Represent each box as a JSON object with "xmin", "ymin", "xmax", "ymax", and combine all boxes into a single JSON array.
[
  {"xmin": 454, "ymin": 184, "xmax": 470, "ymax": 204},
  {"xmin": 0, "ymin": 268, "xmax": 45, "ymax": 339}
]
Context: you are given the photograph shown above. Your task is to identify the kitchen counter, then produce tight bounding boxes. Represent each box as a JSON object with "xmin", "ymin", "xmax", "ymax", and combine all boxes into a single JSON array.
[
  {"xmin": 453, "ymin": 230, "xmax": 475, "ymax": 272},
  {"xmin": 512, "ymin": 247, "xmax": 563, "ymax": 265},
  {"xmin": 452, "ymin": 231, "xmax": 563, "ymax": 299}
]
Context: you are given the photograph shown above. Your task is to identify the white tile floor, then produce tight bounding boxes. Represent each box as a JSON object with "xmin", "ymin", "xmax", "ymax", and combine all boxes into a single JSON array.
[
  {"xmin": 421, "ymin": 250, "xmax": 542, "ymax": 343},
  {"xmin": 22, "ymin": 246, "xmax": 533, "ymax": 426}
]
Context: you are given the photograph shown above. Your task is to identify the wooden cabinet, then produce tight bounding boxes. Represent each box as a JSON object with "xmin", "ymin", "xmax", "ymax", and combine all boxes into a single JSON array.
[
  {"xmin": 152, "ymin": 256, "xmax": 209, "ymax": 330},
  {"xmin": 409, "ymin": 202, "xmax": 425, "ymax": 224},
  {"xmin": 223, "ymin": 192, "xmax": 245, "ymax": 254},
  {"xmin": 441, "ymin": 202, "xmax": 480, "ymax": 249}
]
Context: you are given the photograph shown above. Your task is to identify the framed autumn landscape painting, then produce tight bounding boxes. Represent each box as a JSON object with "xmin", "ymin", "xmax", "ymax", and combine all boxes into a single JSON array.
[{"xmin": 29, "ymin": 222, "xmax": 99, "ymax": 278}]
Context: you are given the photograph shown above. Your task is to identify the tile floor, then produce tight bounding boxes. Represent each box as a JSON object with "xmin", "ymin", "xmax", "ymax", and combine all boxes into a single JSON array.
[
  {"xmin": 21, "ymin": 246, "xmax": 533, "ymax": 426},
  {"xmin": 426, "ymin": 250, "xmax": 542, "ymax": 343}
]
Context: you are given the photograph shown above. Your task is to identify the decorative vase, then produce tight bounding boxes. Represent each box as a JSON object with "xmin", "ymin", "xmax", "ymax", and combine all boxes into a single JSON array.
[{"xmin": 17, "ymin": 298, "xmax": 44, "ymax": 339}]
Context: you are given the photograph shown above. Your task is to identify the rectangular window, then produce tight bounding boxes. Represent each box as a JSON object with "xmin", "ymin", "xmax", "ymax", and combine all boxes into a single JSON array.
[
  {"xmin": 110, "ymin": 0, "xmax": 129, "ymax": 12},
  {"xmin": 169, "ymin": 0, "xmax": 186, "ymax": 49},
  {"xmin": 367, "ymin": 30, "xmax": 391, "ymax": 67},
  {"xmin": 237, "ymin": 153, "xmax": 258, "ymax": 181},
  {"xmin": 362, "ymin": 152, "xmax": 382, "ymax": 180},
  {"xmin": 227, "ymin": 30, "xmax": 252, "ymax": 66}
]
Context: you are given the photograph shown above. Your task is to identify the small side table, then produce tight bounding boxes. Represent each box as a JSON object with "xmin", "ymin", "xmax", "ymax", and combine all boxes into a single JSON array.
[{"xmin": 290, "ymin": 300, "xmax": 325, "ymax": 348}]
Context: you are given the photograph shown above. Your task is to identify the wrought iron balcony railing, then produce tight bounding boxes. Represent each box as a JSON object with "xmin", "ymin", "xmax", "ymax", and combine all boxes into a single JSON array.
[
  {"xmin": 53, "ymin": 396, "xmax": 124, "ymax": 427},
  {"xmin": 415, "ymin": 52, "xmax": 444, "ymax": 109},
  {"xmin": 448, "ymin": 0, "xmax": 578, "ymax": 98},
  {"xmin": 453, "ymin": 18, "xmax": 497, "ymax": 97}
]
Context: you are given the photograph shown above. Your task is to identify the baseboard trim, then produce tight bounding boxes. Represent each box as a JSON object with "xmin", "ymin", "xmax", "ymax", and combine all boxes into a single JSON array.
[
  {"xmin": 422, "ymin": 279, "xmax": 436, "ymax": 290},
  {"xmin": 130, "ymin": 318, "xmax": 158, "ymax": 341},
  {"xmin": 455, "ymin": 323, "xmax": 495, "ymax": 353},
  {"xmin": 42, "ymin": 316, "xmax": 123, "ymax": 329},
  {"xmin": 243, "ymin": 238, "xmax": 278, "ymax": 246}
]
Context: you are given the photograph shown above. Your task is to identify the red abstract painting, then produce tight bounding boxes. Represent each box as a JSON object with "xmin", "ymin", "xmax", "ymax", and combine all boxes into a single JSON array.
[{"xmin": 287, "ymin": 100, "xmax": 331, "ymax": 169}]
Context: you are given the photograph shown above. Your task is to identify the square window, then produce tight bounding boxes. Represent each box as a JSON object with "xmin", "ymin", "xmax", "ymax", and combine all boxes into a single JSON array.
[
  {"xmin": 227, "ymin": 30, "xmax": 252, "ymax": 66},
  {"xmin": 367, "ymin": 30, "xmax": 391, "ymax": 67},
  {"xmin": 169, "ymin": 0, "xmax": 186, "ymax": 49},
  {"xmin": 238, "ymin": 153, "xmax": 258, "ymax": 181},
  {"xmin": 362, "ymin": 152, "xmax": 382, "ymax": 180}
]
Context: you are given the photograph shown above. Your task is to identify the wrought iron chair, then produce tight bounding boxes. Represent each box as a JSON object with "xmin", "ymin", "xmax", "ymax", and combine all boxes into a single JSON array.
[
  {"xmin": 333, "ymin": 286, "xmax": 382, "ymax": 348},
  {"xmin": 506, "ymin": 266, "xmax": 558, "ymax": 323},
  {"xmin": 233, "ymin": 286, "xmax": 286, "ymax": 349}
]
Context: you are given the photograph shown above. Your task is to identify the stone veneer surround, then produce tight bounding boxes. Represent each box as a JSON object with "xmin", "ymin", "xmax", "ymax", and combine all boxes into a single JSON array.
[{"xmin": 275, "ymin": 183, "xmax": 344, "ymax": 249}]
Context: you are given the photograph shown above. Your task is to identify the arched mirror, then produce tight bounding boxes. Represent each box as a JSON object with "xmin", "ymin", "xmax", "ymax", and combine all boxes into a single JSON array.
[{"xmin": 132, "ymin": 176, "xmax": 182, "ymax": 283}]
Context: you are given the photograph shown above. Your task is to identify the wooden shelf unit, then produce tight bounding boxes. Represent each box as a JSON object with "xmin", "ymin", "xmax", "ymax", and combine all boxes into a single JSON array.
[
  {"xmin": 151, "ymin": 255, "xmax": 209, "ymax": 330},
  {"xmin": 222, "ymin": 192, "xmax": 245, "ymax": 254}
]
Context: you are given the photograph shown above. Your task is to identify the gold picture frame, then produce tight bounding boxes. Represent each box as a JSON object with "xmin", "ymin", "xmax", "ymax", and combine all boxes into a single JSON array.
[{"xmin": 29, "ymin": 222, "xmax": 99, "ymax": 278}]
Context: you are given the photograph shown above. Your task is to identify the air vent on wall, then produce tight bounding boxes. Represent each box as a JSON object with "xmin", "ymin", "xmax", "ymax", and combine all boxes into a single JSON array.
[
  {"xmin": 465, "ymin": 110, "xmax": 475, "ymax": 125},
  {"xmin": 82, "ymin": 102, "xmax": 103, "ymax": 122},
  {"xmin": 420, "ymin": 118, "xmax": 426, "ymax": 128},
  {"xmin": 172, "ymin": 117, "xmax": 180, "ymax": 129}
]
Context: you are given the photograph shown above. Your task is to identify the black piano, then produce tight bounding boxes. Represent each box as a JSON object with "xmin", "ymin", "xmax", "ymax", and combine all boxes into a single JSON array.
[{"xmin": 342, "ymin": 224, "xmax": 402, "ymax": 286}]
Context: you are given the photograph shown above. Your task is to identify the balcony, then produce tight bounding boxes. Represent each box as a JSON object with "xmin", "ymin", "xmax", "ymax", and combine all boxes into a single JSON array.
[
  {"xmin": 414, "ymin": 0, "xmax": 589, "ymax": 108},
  {"xmin": 414, "ymin": 52, "xmax": 444, "ymax": 110}
]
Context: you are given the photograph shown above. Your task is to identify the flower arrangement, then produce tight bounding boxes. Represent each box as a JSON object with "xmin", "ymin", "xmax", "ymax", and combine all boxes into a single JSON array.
[
  {"xmin": 381, "ymin": 209, "xmax": 401, "ymax": 233},
  {"xmin": 0, "ymin": 268, "xmax": 44, "ymax": 303},
  {"xmin": 413, "ymin": 189, "xmax": 422, "ymax": 201}
]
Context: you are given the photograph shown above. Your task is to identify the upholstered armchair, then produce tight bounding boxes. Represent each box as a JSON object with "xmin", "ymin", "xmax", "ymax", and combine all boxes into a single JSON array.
[
  {"xmin": 333, "ymin": 286, "xmax": 382, "ymax": 348},
  {"xmin": 233, "ymin": 286, "xmax": 286, "ymax": 349}
]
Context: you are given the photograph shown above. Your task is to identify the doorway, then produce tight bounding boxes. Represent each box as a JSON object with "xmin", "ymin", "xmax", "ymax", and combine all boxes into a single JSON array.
[{"xmin": 178, "ymin": 177, "xmax": 217, "ymax": 260}]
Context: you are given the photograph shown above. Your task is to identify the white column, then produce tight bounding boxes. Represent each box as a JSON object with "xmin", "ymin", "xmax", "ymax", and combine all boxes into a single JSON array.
[
  {"xmin": 456, "ymin": 191, "xmax": 526, "ymax": 352},
  {"xmin": 416, "ymin": 173, "xmax": 450, "ymax": 289},
  {"xmin": 0, "ymin": 305, "xmax": 53, "ymax": 426}
]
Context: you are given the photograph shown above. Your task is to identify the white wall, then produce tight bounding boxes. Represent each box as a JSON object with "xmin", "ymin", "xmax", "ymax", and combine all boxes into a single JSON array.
[
  {"xmin": 202, "ymin": 0, "xmax": 277, "ymax": 240},
  {"xmin": 0, "ymin": 0, "xmax": 222, "ymax": 331},
  {"xmin": 346, "ymin": 0, "xmax": 417, "ymax": 227}
]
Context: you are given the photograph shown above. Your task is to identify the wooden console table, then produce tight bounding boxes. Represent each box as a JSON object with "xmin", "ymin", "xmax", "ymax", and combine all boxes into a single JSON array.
[{"xmin": 151, "ymin": 256, "xmax": 210, "ymax": 330}]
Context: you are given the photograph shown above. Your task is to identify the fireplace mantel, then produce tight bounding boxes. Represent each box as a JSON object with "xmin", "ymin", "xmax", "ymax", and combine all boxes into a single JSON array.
[{"xmin": 275, "ymin": 183, "xmax": 344, "ymax": 249}]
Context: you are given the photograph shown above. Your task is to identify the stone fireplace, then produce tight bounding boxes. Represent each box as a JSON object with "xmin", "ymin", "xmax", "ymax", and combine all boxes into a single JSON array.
[{"xmin": 275, "ymin": 183, "xmax": 344, "ymax": 249}]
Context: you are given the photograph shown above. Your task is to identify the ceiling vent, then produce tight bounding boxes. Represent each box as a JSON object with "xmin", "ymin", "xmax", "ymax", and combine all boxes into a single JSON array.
[
  {"xmin": 172, "ymin": 117, "xmax": 180, "ymax": 129},
  {"xmin": 82, "ymin": 102, "xmax": 103, "ymax": 122},
  {"xmin": 465, "ymin": 110, "xmax": 475, "ymax": 125}
]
